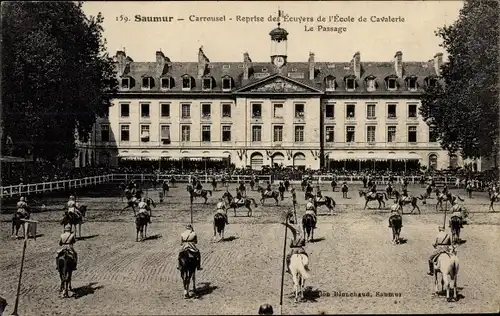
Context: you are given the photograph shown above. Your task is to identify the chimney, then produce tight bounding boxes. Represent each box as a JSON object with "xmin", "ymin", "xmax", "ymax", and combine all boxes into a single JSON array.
[
  {"xmin": 197, "ymin": 46, "xmax": 209, "ymax": 78},
  {"xmin": 394, "ymin": 51, "xmax": 403, "ymax": 78},
  {"xmin": 116, "ymin": 50, "xmax": 126, "ymax": 75},
  {"xmin": 156, "ymin": 51, "xmax": 165, "ymax": 64},
  {"xmin": 308, "ymin": 52, "xmax": 315, "ymax": 80},
  {"xmin": 352, "ymin": 52, "xmax": 361, "ymax": 78},
  {"xmin": 243, "ymin": 52, "xmax": 253, "ymax": 80},
  {"xmin": 434, "ymin": 53, "xmax": 443, "ymax": 76}
]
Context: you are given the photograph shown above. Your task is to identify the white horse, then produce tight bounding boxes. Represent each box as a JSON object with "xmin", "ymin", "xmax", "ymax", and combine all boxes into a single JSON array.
[
  {"xmin": 434, "ymin": 245, "xmax": 460, "ymax": 302},
  {"xmin": 289, "ymin": 253, "xmax": 310, "ymax": 302}
]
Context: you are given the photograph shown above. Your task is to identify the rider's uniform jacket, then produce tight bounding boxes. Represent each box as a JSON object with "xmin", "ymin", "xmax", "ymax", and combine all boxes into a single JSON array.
[
  {"xmin": 450, "ymin": 210, "xmax": 462, "ymax": 220},
  {"xmin": 137, "ymin": 201, "xmax": 148, "ymax": 213},
  {"xmin": 433, "ymin": 231, "xmax": 451, "ymax": 249},
  {"xmin": 216, "ymin": 201, "xmax": 225, "ymax": 210},
  {"xmin": 67, "ymin": 200, "xmax": 80, "ymax": 214},
  {"xmin": 390, "ymin": 204, "xmax": 401, "ymax": 213},
  {"xmin": 59, "ymin": 232, "xmax": 76, "ymax": 251},
  {"xmin": 305, "ymin": 202, "xmax": 316, "ymax": 215},
  {"xmin": 17, "ymin": 201, "xmax": 28, "ymax": 210},
  {"xmin": 181, "ymin": 230, "xmax": 199, "ymax": 252}
]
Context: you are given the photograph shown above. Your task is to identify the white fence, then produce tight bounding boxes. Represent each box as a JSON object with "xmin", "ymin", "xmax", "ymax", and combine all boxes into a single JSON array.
[{"xmin": 0, "ymin": 173, "xmax": 458, "ymax": 199}]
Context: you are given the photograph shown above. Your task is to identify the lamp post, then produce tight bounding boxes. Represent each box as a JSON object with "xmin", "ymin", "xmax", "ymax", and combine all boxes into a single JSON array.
[{"xmin": 11, "ymin": 223, "xmax": 30, "ymax": 316}]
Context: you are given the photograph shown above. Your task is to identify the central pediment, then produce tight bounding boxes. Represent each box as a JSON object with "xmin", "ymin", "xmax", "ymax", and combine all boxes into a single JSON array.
[{"xmin": 235, "ymin": 74, "xmax": 322, "ymax": 94}]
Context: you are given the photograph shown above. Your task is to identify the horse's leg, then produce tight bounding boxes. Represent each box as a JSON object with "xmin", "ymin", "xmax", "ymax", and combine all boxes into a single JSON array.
[
  {"xmin": 364, "ymin": 200, "xmax": 368, "ymax": 210},
  {"xmin": 192, "ymin": 271, "xmax": 197, "ymax": 293},
  {"xmin": 434, "ymin": 272, "xmax": 439, "ymax": 294},
  {"xmin": 78, "ymin": 224, "xmax": 82, "ymax": 238},
  {"xmin": 453, "ymin": 274, "xmax": 458, "ymax": 300},
  {"xmin": 213, "ymin": 223, "xmax": 217, "ymax": 240}
]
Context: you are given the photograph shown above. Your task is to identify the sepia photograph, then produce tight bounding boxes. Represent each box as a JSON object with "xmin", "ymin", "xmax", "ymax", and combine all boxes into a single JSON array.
[{"xmin": 0, "ymin": 0, "xmax": 499, "ymax": 315}]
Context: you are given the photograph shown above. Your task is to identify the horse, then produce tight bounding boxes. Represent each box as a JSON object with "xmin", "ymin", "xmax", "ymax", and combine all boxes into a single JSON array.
[
  {"xmin": 278, "ymin": 184, "xmax": 286, "ymax": 201},
  {"xmin": 386, "ymin": 185, "xmax": 393, "ymax": 199},
  {"xmin": 388, "ymin": 213, "xmax": 403, "ymax": 244},
  {"xmin": 135, "ymin": 212, "xmax": 149, "ymax": 242},
  {"xmin": 179, "ymin": 249, "xmax": 199, "ymax": 298},
  {"xmin": 57, "ymin": 250, "xmax": 76, "ymax": 298},
  {"xmin": 211, "ymin": 178, "xmax": 217, "ymax": 191},
  {"xmin": 419, "ymin": 191, "xmax": 432, "ymax": 205},
  {"xmin": 213, "ymin": 213, "xmax": 226, "ymax": 241},
  {"xmin": 221, "ymin": 191, "xmax": 257, "ymax": 217},
  {"xmin": 162, "ymin": 181, "xmax": 169, "ymax": 196},
  {"xmin": 434, "ymin": 245, "xmax": 459, "ymax": 302},
  {"xmin": 449, "ymin": 216, "xmax": 462, "ymax": 244},
  {"xmin": 302, "ymin": 213, "xmax": 316, "ymax": 242},
  {"xmin": 12, "ymin": 211, "xmax": 30, "ymax": 239},
  {"xmin": 488, "ymin": 192, "xmax": 500, "ymax": 212},
  {"xmin": 187, "ymin": 184, "xmax": 212, "ymax": 204},
  {"xmin": 300, "ymin": 179, "xmax": 308, "ymax": 191},
  {"xmin": 249, "ymin": 178, "xmax": 255, "ymax": 191},
  {"xmin": 238, "ymin": 182, "xmax": 246, "ymax": 197},
  {"xmin": 435, "ymin": 189, "xmax": 464, "ymax": 211},
  {"xmin": 257, "ymin": 187, "xmax": 280, "ymax": 206},
  {"xmin": 358, "ymin": 190, "xmax": 387, "ymax": 209},
  {"xmin": 304, "ymin": 184, "xmax": 313, "ymax": 199},
  {"xmin": 289, "ymin": 253, "xmax": 310, "ymax": 302},
  {"xmin": 313, "ymin": 196, "xmax": 335, "ymax": 216},
  {"xmin": 393, "ymin": 190, "xmax": 421, "ymax": 214},
  {"xmin": 284, "ymin": 179, "xmax": 290, "ymax": 191},
  {"xmin": 60, "ymin": 205, "xmax": 87, "ymax": 238}
]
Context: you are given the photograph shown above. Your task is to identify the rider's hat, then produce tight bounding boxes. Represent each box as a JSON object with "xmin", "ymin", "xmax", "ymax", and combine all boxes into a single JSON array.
[
  {"xmin": 20, "ymin": 196, "xmax": 25, "ymax": 202},
  {"xmin": 64, "ymin": 225, "xmax": 72, "ymax": 232},
  {"xmin": 308, "ymin": 198, "xmax": 314, "ymax": 202},
  {"xmin": 258, "ymin": 304, "xmax": 274, "ymax": 315},
  {"xmin": 69, "ymin": 195, "xmax": 75, "ymax": 200},
  {"xmin": 186, "ymin": 224, "xmax": 193, "ymax": 230}
]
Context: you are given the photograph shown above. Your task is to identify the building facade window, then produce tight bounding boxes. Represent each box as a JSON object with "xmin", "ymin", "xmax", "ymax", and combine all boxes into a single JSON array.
[
  {"xmin": 346, "ymin": 104, "xmax": 355, "ymax": 118},
  {"xmin": 387, "ymin": 126, "xmax": 396, "ymax": 143},
  {"xmin": 408, "ymin": 126, "xmax": 417, "ymax": 143},
  {"xmin": 387, "ymin": 104, "xmax": 397, "ymax": 118},
  {"xmin": 325, "ymin": 126, "xmax": 334, "ymax": 143},
  {"xmin": 449, "ymin": 154, "xmax": 458, "ymax": 169},
  {"xmin": 408, "ymin": 104, "xmax": 417, "ymax": 118},
  {"xmin": 346, "ymin": 126, "xmax": 355, "ymax": 143},
  {"xmin": 202, "ymin": 78, "xmax": 212, "ymax": 90},
  {"xmin": 252, "ymin": 126, "xmax": 262, "ymax": 142},
  {"xmin": 222, "ymin": 104, "xmax": 231, "ymax": 117},
  {"xmin": 182, "ymin": 76, "xmax": 191, "ymax": 90},
  {"xmin": 181, "ymin": 125, "xmax": 190, "ymax": 142},
  {"xmin": 222, "ymin": 126, "xmax": 231, "ymax": 142},
  {"xmin": 295, "ymin": 126, "xmax": 304, "ymax": 142},
  {"xmin": 140, "ymin": 103, "xmax": 150, "ymax": 118},
  {"xmin": 201, "ymin": 103, "xmax": 211, "ymax": 119},
  {"xmin": 429, "ymin": 154, "xmax": 438, "ymax": 170},
  {"xmin": 387, "ymin": 78, "xmax": 397, "ymax": 90},
  {"xmin": 252, "ymin": 104, "xmax": 262, "ymax": 118},
  {"xmin": 121, "ymin": 78, "xmax": 130, "ymax": 89},
  {"xmin": 429, "ymin": 126, "xmax": 438, "ymax": 142},
  {"xmin": 100, "ymin": 124, "xmax": 109, "ymax": 142},
  {"xmin": 202, "ymin": 125, "xmax": 211, "ymax": 142},
  {"xmin": 160, "ymin": 125, "xmax": 170, "ymax": 144},
  {"xmin": 120, "ymin": 125, "xmax": 130, "ymax": 142},
  {"xmin": 367, "ymin": 126, "xmax": 376, "ymax": 143},
  {"xmin": 346, "ymin": 78, "xmax": 356, "ymax": 91},
  {"xmin": 120, "ymin": 103, "xmax": 130, "ymax": 117},
  {"xmin": 142, "ymin": 77, "xmax": 154, "ymax": 90},
  {"xmin": 367, "ymin": 78, "xmax": 376, "ymax": 92},
  {"xmin": 181, "ymin": 104, "xmax": 190, "ymax": 118},
  {"xmin": 273, "ymin": 125, "xmax": 283, "ymax": 142},
  {"xmin": 325, "ymin": 103, "xmax": 334, "ymax": 118},
  {"xmin": 161, "ymin": 103, "xmax": 170, "ymax": 117},
  {"xmin": 407, "ymin": 77, "xmax": 418, "ymax": 91},
  {"xmin": 140, "ymin": 124, "xmax": 150, "ymax": 142},
  {"xmin": 161, "ymin": 77, "xmax": 173, "ymax": 90},
  {"xmin": 367, "ymin": 104, "xmax": 376, "ymax": 119},
  {"xmin": 295, "ymin": 104, "xmax": 305, "ymax": 118},
  {"xmin": 325, "ymin": 77, "xmax": 336, "ymax": 91},
  {"xmin": 273, "ymin": 104, "xmax": 283, "ymax": 118},
  {"xmin": 222, "ymin": 77, "xmax": 232, "ymax": 90}
]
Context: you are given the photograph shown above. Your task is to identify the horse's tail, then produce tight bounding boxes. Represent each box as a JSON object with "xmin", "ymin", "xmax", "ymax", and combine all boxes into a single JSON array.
[
  {"xmin": 250, "ymin": 198, "xmax": 258, "ymax": 207},
  {"xmin": 457, "ymin": 195, "xmax": 464, "ymax": 202},
  {"xmin": 383, "ymin": 192, "xmax": 388, "ymax": 201},
  {"xmin": 207, "ymin": 190, "xmax": 212, "ymax": 196},
  {"xmin": 298, "ymin": 259, "xmax": 310, "ymax": 279}
]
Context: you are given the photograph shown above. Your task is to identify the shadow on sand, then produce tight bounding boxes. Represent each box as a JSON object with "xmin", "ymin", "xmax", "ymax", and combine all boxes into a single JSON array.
[
  {"xmin": 76, "ymin": 234, "xmax": 99, "ymax": 241},
  {"xmin": 192, "ymin": 282, "xmax": 218, "ymax": 299},
  {"xmin": 288, "ymin": 287, "xmax": 325, "ymax": 303},
  {"xmin": 309, "ymin": 237, "xmax": 325, "ymax": 243},
  {"xmin": 220, "ymin": 236, "xmax": 239, "ymax": 242},
  {"xmin": 72, "ymin": 282, "xmax": 103, "ymax": 299},
  {"xmin": 143, "ymin": 234, "xmax": 162, "ymax": 241}
]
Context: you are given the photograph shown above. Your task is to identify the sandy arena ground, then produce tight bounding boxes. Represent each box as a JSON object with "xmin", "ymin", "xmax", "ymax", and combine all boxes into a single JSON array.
[{"xmin": 1, "ymin": 182, "xmax": 499, "ymax": 315}]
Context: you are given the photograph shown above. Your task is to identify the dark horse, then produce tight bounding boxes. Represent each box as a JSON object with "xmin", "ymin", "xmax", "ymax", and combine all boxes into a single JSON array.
[
  {"xmin": 187, "ymin": 184, "xmax": 212, "ymax": 204},
  {"xmin": 302, "ymin": 213, "xmax": 316, "ymax": 242},
  {"xmin": 305, "ymin": 194, "xmax": 336, "ymax": 216},
  {"xmin": 12, "ymin": 211, "xmax": 30, "ymax": 238},
  {"xmin": 393, "ymin": 190, "xmax": 422, "ymax": 214},
  {"xmin": 358, "ymin": 190, "xmax": 388, "ymax": 209},
  {"xmin": 135, "ymin": 212, "xmax": 149, "ymax": 242},
  {"xmin": 278, "ymin": 184, "xmax": 286, "ymax": 201},
  {"xmin": 389, "ymin": 213, "xmax": 403, "ymax": 244},
  {"xmin": 222, "ymin": 191, "xmax": 257, "ymax": 217},
  {"xmin": 58, "ymin": 250, "xmax": 76, "ymax": 298},
  {"xmin": 211, "ymin": 177, "xmax": 217, "ymax": 191},
  {"xmin": 386, "ymin": 185, "xmax": 394, "ymax": 199},
  {"xmin": 257, "ymin": 187, "xmax": 280, "ymax": 206},
  {"xmin": 449, "ymin": 216, "xmax": 462, "ymax": 244},
  {"xmin": 60, "ymin": 205, "xmax": 87, "ymax": 238},
  {"xmin": 179, "ymin": 249, "xmax": 199, "ymax": 298},
  {"xmin": 213, "ymin": 213, "xmax": 226, "ymax": 241}
]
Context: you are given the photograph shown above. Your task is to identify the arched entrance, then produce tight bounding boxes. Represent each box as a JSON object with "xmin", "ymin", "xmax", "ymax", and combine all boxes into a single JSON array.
[
  {"xmin": 293, "ymin": 153, "xmax": 306, "ymax": 170},
  {"xmin": 429, "ymin": 154, "xmax": 438, "ymax": 170},
  {"xmin": 272, "ymin": 153, "xmax": 285, "ymax": 168},
  {"xmin": 250, "ymin": 152, "xmax": 264, "ymax": 170}
]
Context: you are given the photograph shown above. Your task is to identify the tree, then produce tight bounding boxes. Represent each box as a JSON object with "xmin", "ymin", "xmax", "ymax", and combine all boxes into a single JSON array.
[
  {"xmin": 1, "ymin": 2, "xmax": 117, "ymax": 162},
  {"xmin": 419, "ymin": 0, "xmax": 499, "ymax": 166}
]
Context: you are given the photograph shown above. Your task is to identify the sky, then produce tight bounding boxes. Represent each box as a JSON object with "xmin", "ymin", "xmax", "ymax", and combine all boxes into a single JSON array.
[{"xmin": 82, "ymin": 1, "xmax": 464, "ymax": 63}]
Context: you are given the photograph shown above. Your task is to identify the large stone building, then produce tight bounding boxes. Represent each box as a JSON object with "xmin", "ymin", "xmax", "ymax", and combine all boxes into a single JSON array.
[{"xmin": 86, "ymin": 24, "xmax": 466, "ymax": 171}]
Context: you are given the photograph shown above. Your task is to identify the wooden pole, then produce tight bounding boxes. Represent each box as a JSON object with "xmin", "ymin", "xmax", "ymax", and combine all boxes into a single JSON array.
[
  {"xmin": 11, "ymin": 227, "xmax": 28, "ymax": 316},
  {"xmin": 279, "ymin": 216, "xmax": 289, "ymax": 315},
  {"xmin": 190, "ymin": 199, "xmax": 193, "ymax": 225}
]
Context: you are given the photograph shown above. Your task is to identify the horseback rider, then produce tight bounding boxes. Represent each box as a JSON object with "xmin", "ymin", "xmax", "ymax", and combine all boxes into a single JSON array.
[
  {"xmin": 177, "ymin": 224, "xmax": 202, "ymax": 271},
  {"xmin": 450, "ymin": 204, "xmax": 464, "ymax": 228},
  {"xmin": 316, "ymin": 186, "xmax": 323, "ymax": 202},
  {"xmin": 137, "ymin": 197, "xmax": 152, "ymax": 223},
  {"xmin": 306, "ymin": 198, "xmax": 318, "ymax": 228},
  {"xmin": 195, "ymin": 179, "xmax": 203, "ymax": 194},
  {"xmin": 56, "ymin": 225, "xmax": 78, "ymax": 271},
  {"xmin": 427, "ymin": 226, "xmax": 452, "ymax": 275},
  {"xmin": 402, "ymin": 186, "xmax": 408, "ymax": 198},
  {"xmin": 282, "ymin": 220, "xmax": 307, "ymax": 274},
  {"xmin": 16, "ymin": 196, "xmax": 30, "ymax": 218},
  {"xmin": 369, "ymin": 183, "xmax": 377, "ymax": 199},
  {"xmin": 235, "ymin": 189, "xmax": 244, "ymax": 205},
  {"xmin": 265, "ymin": 181, "xmax": 272, "ymax": 194},
  {"xmin": 67, "ymin": 195, "xmax": 83, "ymax": 219},
  {"xmin": 443, "ymin": 184, "xmax": 449, "ymax": 195},
  {"xmin": 386, "ymin": 182, "xmax": 393, "ymax": 193},
  {"xmin": 216, "ymin": 198, "xmax": 229, "ymax": 225}
]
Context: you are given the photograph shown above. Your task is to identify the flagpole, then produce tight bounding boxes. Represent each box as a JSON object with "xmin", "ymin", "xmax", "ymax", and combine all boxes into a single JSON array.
[
  {"xmin": 279, "ymin": 213, "xmax": 289, "ymax": 315},
  {"xmin": 11, "ymin": 225, "xmax": 29, "ymax": 316},
  {"xmin": 190, "ymin": 199, "xmax": 193, "ymax": 226}
]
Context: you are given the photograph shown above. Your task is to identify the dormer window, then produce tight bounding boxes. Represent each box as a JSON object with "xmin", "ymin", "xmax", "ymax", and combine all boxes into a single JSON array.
[
  {"xmin": 325, "ymin": 76, "xmax": 336, "ymax": 91},
  {"xmin": 426, "ymin": 77, "xmax": 439, "ymax": 88},
  {"xmin": 161, "ymin": 77, "xmax": 174, "ymax": 90},
  {"xmin": 121, "ymin": 78, "xmax": 130, "ymax": 89},
  {"xmin": 366, "ymin": 76, "xmax": 377, "ymax": 92},
  {"xmin": 202, "ymin": 77, "xmax": 213, "ymax": 91},
  {"xmin": 182, "ymin": 75, "xmax": 193, "ymax": 90},
  {"xmin": 142, "ymin": 77, "xmax": 154, "ymax": 90},
  {"xmin": 407, "ymin": 76, "xmax": 418, "ymax": 91},
  {"xmin": 222, "ymin": 76, "xmax": 233, "ymax": 91},
  {"xmin": 345, "ymin": 77, "xmax": 357, "ymax": 91},
  {"xmin": 386, "ymin": 77, "xmax": 398, "ymax": 91}
]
